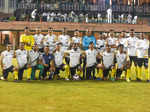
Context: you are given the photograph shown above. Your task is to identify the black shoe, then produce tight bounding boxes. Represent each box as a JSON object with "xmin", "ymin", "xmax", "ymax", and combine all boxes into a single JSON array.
[
  {"xmin": 136, "ymin": 78, "xmax": 141, "ymax": 82},
  {"xmin": 147, "ymin": 80, "xmax": 150, "ymax": 82},
  {"xmin": 14, "ymin": 79, "xmax": 18, "ymax": 82}
]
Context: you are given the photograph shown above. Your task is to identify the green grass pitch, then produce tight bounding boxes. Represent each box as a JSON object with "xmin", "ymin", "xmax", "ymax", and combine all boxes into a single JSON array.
[{"xmin": 0, "ymin": 80, "xmax": 150, "ymax": 112}]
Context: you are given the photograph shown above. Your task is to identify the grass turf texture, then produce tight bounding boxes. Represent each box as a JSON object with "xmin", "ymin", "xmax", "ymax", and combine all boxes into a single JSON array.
[{"xmin": 0, "ymin": 80, "xmax": 150, "ymax": 112}]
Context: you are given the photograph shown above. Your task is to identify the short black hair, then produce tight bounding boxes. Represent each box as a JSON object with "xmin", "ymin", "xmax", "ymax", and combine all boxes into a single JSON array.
[
  {"xmin": 122, "ymin": 30, "xmax": 126, "ymax": 32},
  {"xmin": 75, "ymin": 29, "xmax": 79, "ymax": 32},
  {"xmin": 24, "ymin": 26, "xmax": 29, "ymax": 30},
  {"xmin": 110, "ymin": 29, "xmax": 114, "ymax": 32},
  {"xmin": 130, "ymin": 29, "xmax": 134, "ymax": 32},
  {"xmin": 89, "ymin": 41, "xmax": 94, "ymax": 45},
  {"xmin": 56, "ymin": 42, "xmax": 62, "ymax": 45},
  {"xmin": 6, "ymin": 43, "xmax": 11, "ymax": 47},
  {"xmin": 48, "ymin": 27, "xmax": 53, "ymax": 30},
  {"xmin": 118, "ymin": 44, "xmax": 124, "ymax": 48}
]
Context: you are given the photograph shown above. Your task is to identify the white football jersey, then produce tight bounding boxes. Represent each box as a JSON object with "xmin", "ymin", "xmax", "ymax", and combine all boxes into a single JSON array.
[
  {"xmin": 1, "ymin": 50, "xmax": 14, "ymax": 69},
  {"xmin": 86, "ymin": 49, "xmax": 97, "ymax": 67},
  {"xmin": 16, "ymin": 49, "xmax": 28, "ymax": 68},
  {"xmin": 96, "ymin": 39, "xmax": 105, "ymax": 52},
  {"xmin": 58, "ymin": 34, "xmax": 70, "ymax": 51},
  {"xmin": 44, "ymin": 34, "xmax": 56, "ymax": 51},
  {"xmin": 54, "ymin": 50, "xmax": 64, "ymax": 67},
  {"xmin": 116, "ymin": 51, "xmax": 127, "ymax": 69},
  {"xmin": 28, "ymin": 50, "xmax": 40, "ymax": 66},
  {"xmin": 107, "ymin": 37, "xmax": 117, "ymax": 46},
  {"xmin": 107, "ymin": 37, "xmax": 117, "ymax": 51},
  {"xmin": 34, "ymin": 34, "xmax": 44, "ymax": 48},
  {"xmin": 127, "ymin": 36, "xmax": 138, "ymax": 56},
  {"xmin": 102, "ymin": 51, "xmax": 114, "ymax": 68},
  {"xmin": 117, "ymin": 38, "xmax": 128, "ymax": 47},
  {"xmin": 136, "ymin": 39, "xmax": 149, "ymax": 58},
  {"xmin": 72, "ymin": 37, "xmax": 81, "ymax": 44},
  {"xmin": 69, "ymin": 49, "xmax": 81, "ymax": 68}
]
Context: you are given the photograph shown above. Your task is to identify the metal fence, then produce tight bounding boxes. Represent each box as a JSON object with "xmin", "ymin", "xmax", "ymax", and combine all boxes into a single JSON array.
[{"xmin": 16, "ymin": 3, "xmax": 150, "ymax": 16}]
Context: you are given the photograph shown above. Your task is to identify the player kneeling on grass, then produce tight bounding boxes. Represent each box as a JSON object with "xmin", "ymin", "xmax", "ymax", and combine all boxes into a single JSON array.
[
  {"xmin": 0, "ymin": 44, "xmax": 16, "ymax": 81},
  {"xmin": 15, "ymin": 43, "xmax": 29, "ymax": 81},
  {"xmin": 28, "ymin": 44, "xmax": 44, "ymax": 80},
  {"xmin": 64, "ymin": 43, "xmax": 82, "ymax": 80},
  {"xmin": 84, "ymin": 42, "xmax": 100, "ymax": 80},
  {"xmin": 40, "ymin": 46, "xmax": 55, "ymax": 80},
  {"xmin": 116, "ymin": 44, "xmax": 128, "ymax": 80},
  {"xmin": 53, "ymin": 42, "xmax": 65, "ymax": 79},
  {"xmin": 101, "ymin": 45, "xmax": 115, "ymax": 81}
]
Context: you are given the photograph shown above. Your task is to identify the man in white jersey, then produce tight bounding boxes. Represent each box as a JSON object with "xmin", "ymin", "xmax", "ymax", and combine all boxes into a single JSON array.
[
  {"xmin": 28, "ymin": 44, "xmax": 44, "ymax": 80},
  {"xmin": 127, "ymin": 29, "xmax": 138, "ymax": 66},
  {"xmin": 116, "ymin": 44, "xmax": 128, "ymax": 80},
  {"xmin": 96, "ymin": 33, "xmax": 105, "ymax": 53},
  {"xmin": 116, "ymin": 32, "xmax": 128, "ymax": 51},
  {"xmin": 58, "ymin": 27, "xmax": 70, "ymax": 51},
  {"xmin": 65, "ymin": 43, "xmax": 82, "ymax": 79},
  {"xmin": 101, "ymin": 45, "xmax": 115, "ymax": 80},
  {"xmin": 15, "ymin": 43, "xmax": 28, "ymax": 80},
  {"xmin": 34, "ymin": 27, "xmax": 44, "ymax": 52},
  {"xmin": 0, "ymin": 44, "xmax": 14, "ymax": 80},
  {"xmin": 106, "ymin": 29, "xmax": 117, "ymax": 52},
  {"xmin": 44, "ymin": 27, "xmax": 57, "ymax": 53},
  {"xmin": 85, "ymin": 42, "xmax": 100, "ymax": 80},
  {"xmin": 71, "ymin": 29, "xmax": 82, "ymax": 48},
  {"xmin": 53, "ymin": 42, "xmax": 65, "ymax": 78},
  {"xmin": 136, "ymin": 33, "xmax": 149, "ymax": 81}
]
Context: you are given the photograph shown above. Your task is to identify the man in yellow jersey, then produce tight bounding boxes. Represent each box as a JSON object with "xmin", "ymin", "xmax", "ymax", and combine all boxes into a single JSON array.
[
  {"xmin": 20, "ymin": 27, "xmax": 35, "ymax": 80},
  {"xmin": 20, "ymin": 27, "xmax": 35, "ymax": 51}
]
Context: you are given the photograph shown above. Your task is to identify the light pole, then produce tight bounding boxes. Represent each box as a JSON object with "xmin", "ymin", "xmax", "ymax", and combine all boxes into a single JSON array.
[
  {"xmin": 37, "ymin": 0, "xmax": 40, "ymax": 9},
  {"xmin": 132, "ymin": 0, "xmax": 135, "ymax": 19}
]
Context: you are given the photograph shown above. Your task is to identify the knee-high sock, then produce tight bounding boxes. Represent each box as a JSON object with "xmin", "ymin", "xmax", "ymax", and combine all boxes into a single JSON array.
[
  {"xmin": 31, "ymin": 68, "xmax": 35, "ymax": 80},
  {"xmin": 13, "ymin": 70, "xmax": 18, "ymax": 80},
  {"xmin": 97, "ymin": 69, "xmax": 103, "ymax": 78},
  {"xmin": 121, "ymin": 71, "xmax": 126, "ymax": 79},
  {"xmin": 64, "ymin": 65, "xmax": 70, "ymax": 79},
  {"xmin": 111, "ymin": 68, "xmax": 116, "ymax": 79},
  {"xmin": 130, "ymin": 62, "xmax": 136, "ymax": 79},
  {"xmin": 126, "ymin": 69, "xmax": 131, "ymax": 80},
  {"xmin": 135, "ymin": 66, "xmax": 138, "ymax": 78},
  {"xmin": 35, "ymin": 70, "xmax": 40, "ymax": 79},
  {"xmin": 26, "ymin": 68, "xmax": 32, "ymax": 79},
  {"xmin": 145, "ymin": 68, "xmax": 149, "ymax": 80},
  {"xmin": 38, "ymin": 64, "xmax": 44, "ymax": 79},
  {"xmin": 137, "ymin": 66, "xmax": 142, "ymax": 80},
  {"xmin": 76, "ymin": 70, "xmax": 82, "ymax": 77}
]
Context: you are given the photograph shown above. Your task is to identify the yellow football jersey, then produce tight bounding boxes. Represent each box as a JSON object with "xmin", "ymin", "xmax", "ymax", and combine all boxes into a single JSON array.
[{"xmin": 20, "ymin": 34, "xmax": 35, "ymax": 51}]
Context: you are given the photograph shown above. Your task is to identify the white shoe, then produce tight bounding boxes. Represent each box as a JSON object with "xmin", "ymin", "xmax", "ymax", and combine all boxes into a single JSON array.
[
  {"xmin": 126, "ymin": 78, "xmax": 130, "ymax": 82},
  {"xmin": 0, "ymin": 77, "xmax": 5, "ymax": 80},
  {"xmin": 65, "ymin": 78, "xmax": 69, "ymax": 81}
]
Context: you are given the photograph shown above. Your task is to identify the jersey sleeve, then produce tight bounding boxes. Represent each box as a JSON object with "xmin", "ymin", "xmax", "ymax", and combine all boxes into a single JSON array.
[
  {"xmin": 30, "ymin": 35, "xmax": 35, "ymax": 47},
  {"xmin": 82, "ymin": 36, "xmax": 88, "ymax": 49},
  {"xmin": 93, "ymin": 37, "xmax": 96, "ymax": 47}
]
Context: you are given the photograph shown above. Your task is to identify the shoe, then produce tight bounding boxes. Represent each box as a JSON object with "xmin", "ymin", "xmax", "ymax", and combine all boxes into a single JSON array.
[
  {"xmin": 14, "ymin": 79, "xmax": 18, "ymax": 82},
  {"xmin": 126, "ymin": 78, "xmax": 130, "ymax": 82},
  {"xmin": 111, "ymin": 78, "xmax": 115, "ymax": 82},
  {"xmin": 0, "ymin": 77, "xmax": 7, "ymax": 81},
  {"xmin": 146, "ymin": 80, "xmax": 150, "ymax": 82},
  {"xmin": 96, "ymin": 78, "xmax": 102, "ymax": 81},
  {"xmin": 65, "ymin": 78, "xmax": 69, "ymax": 81},
  {"xmin": 136, "ymin": 78, "xmax": 141, "ymax": 82}
]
